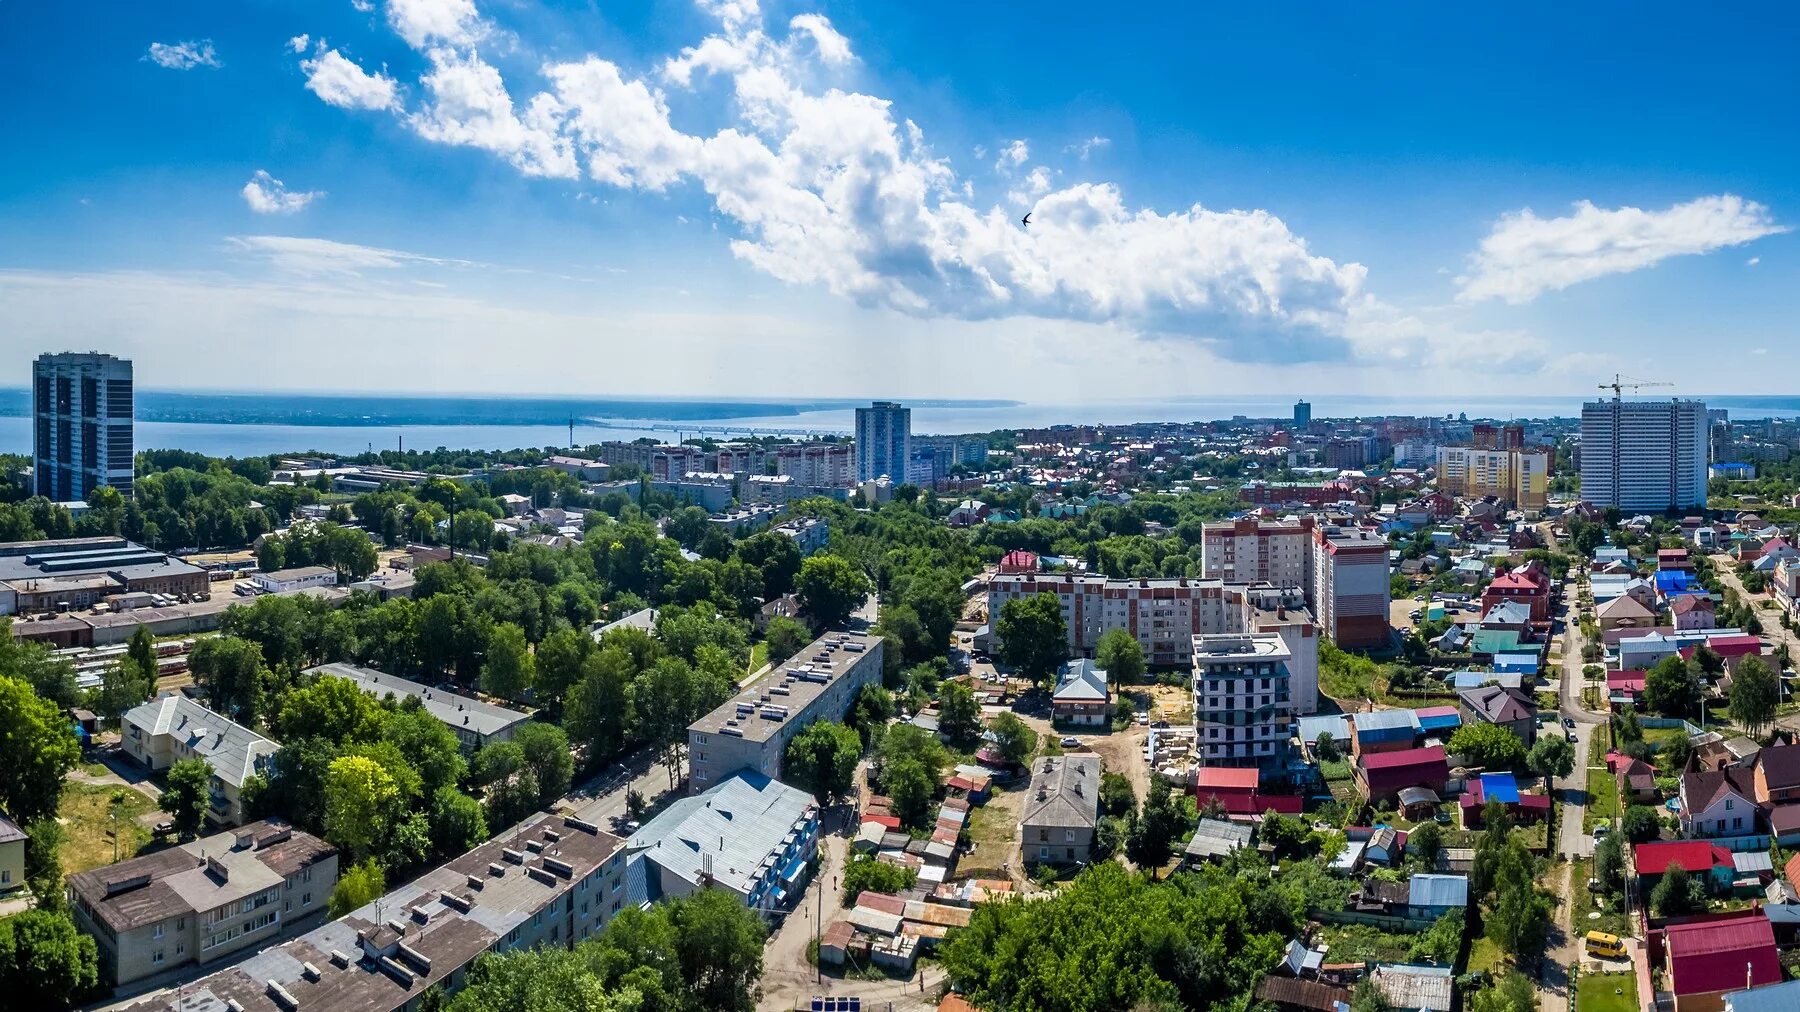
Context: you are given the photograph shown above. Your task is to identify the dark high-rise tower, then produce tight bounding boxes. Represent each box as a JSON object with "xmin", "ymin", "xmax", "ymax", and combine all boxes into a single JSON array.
[
  {"xmin": 33, "ymin": 352, "xmax": 133, "ymax": 501},
  {"xmin": 1293, "ymin": 399, "xmax": 1312, "ymax": 428}
]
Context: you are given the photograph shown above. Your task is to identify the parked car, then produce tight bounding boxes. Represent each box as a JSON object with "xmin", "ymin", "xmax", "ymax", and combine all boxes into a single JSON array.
[
  {"xmin": 1593, "ymin": 823, "xmax": 1610, "ymax": 837},
  {"xmin": 1566, "ymin": 730, "xmax": 1578, "ymax": 743},
  {"xmin": 1060, "ymin": 736, "xmax": 1081, "ymax": 748},
  {"xmin": 1151, "ymin": 720, "xmax": 1170, "ymax": 729},
  {"xmin": 1563, "ymin": 717, "xmax": 1576, "ymax": 729}
]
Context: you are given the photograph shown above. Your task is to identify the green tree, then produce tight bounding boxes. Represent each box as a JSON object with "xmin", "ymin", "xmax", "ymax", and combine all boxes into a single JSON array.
[
  {"xmin": 1729, "ymin": 655, "xmax": 1780, "ymax": 737},
  {"xmin": 23, "ymin": 818, "xmax": 64, "ymax": 902},
  {"xmin": 1485, "ymin": 843, "xmax": 1550, "ymax": 955},
  {"xmin": 428, "ymin": 786, "xmax": 488, "ymax": 857},
  {"xmin": 159, "ymin": 758, "xmax": 214, "ymax": 840},
  {"xmin": 327, "ymin": 524, "xmax": 380, "ymax": 582},
  {"xmin": 189, "ymin": 635, "xmax": 271, "ymax": 726},
  {"xmin": 882, "ymin": 757, "xmax": 934, "ymax": 827},
  {"xmin": 382, "ymin": 706, "xmax": 468, "ymax": 799},
  {"xmin": 761, "ymin": 616, "xmax": 810, "ymax": 666},
  {"xmin": 1594, "ymin": 832, "xmax": 1625, "ymax": 893},
  {"xmin": 1447, "ymin": 722, "xmax": 1528, "ymax": 770},
  {"xmin": 533, "ymin": 626, "xmax": 594, "ymax": 713},
  {"xmin": 1651, "ymin": 863, "xmax": 1707, "ymax": 916},
  {"xmin": 793, "ymin": 554, "xmax": 870, "ymax": 629},
  {"xmin": 989, "ymin": 711, "xmax": 1039, "ymax": 766},
  {"xmin": 664, "ymin": 887, "xmax": 766, "ymax": 1011},
  {"xmin": 92, "ymin": 658, "xmax": 154, "ymax": 729},
  {"xmin": 279, "ymin": 674, "xmax": 389, "ymax": 745},
  {"xmin": 1622, "ymin": 804, "xmax": 1662, "ymax": 843},
  {"xmin": 1409, "ymin": 820, "xmax": 1444, "ymax": 867},
  {"xmin": 1469, "ymin": 973, "xmax": 1536, "ymax": 1012},
  {"xmin": 938, "ymin": 680, "xmax": 982, "ymax": 745},
  {"xmin": 1408, "ymin": 910, "xmax": 1464, "ymax": 963},
  {"xmin": 1099, "ymin": 771, "xmax": 1136, "ymax": 818},
  {"xmin": 565, "ymin": 647, "xmax": 635, "ymax": 768},
  {"xmin": 480, "ymin": 623, "xmax": 537, "ymax": 702},
  {"xmin": 1125, "ymin": 775, "xmax": 1195, "ymax": 875},
  {"xmin": 513, "ymin": 723, "xmax": 574, "ymax": 806},
  {"xmin": 1645, "ymin": 655, "xmax": 1702, "ymax": 717},
  {"xmin": 782, "ymin": 721, "xmax": 862, "ymax": 804},
  {"xmin": 1095, "ymin": 628, "xmax": 1145, "ymax": 684},
  {"xmin": 1526, "ymin": 734, "xmax": 1576, "ymax": 781},
  {"xmin": 0, "ymin": 907, "xmax": 100, "ymax": 1009},
  {"xmin": 996, "ymin": 592, "xmax": 1068, "ymax": 686},
  {"xmin": 0, "ymin": 676, "xmax": 81, "ymax": 825},
  {"xmin": 444, "ymin": 947, "xmax": 643, "ymax": 1012},
  {"xmin": 841, "ymin": 852, "xmax": 917, "ymax": 903},
  {"xmin": 328, "ymin": 858, "xmax": 387, "ymax": 916},
  {"xmin": 323, "ymin": 755, "xmax": 400, "ymax": 860}
]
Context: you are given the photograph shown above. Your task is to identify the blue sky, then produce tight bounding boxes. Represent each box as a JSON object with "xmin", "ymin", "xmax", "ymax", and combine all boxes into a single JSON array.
[{"xmin": 0, "ymin": 1, "xmax": 1794, "ymax": 400}]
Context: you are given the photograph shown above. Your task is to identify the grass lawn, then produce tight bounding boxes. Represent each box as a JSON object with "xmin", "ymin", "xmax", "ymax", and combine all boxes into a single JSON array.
[
  {"xmin": 957, "ymin": 796, "xmax": 1019, "ymax": 880},
  {"xmin": 1577, "ymin": 972, "xmax": 1638, "ymax": 1012},
  {"xmin": 748, "ymin": 641, "xmax": 768, "ymax": 675},
  {"xmin": 1585, "ymin": 765, "xmax": 1619, "ymax": 831},
  {"xmin": 60, "ymin": 781, "xmax": 158, "ymax": 875},
  {"xmin": 1466, "ymin": 935, "xmax": 1508, "ymax": 975},
  {"xmin": 1642, "ymin": 727, "xmax": 1690, "ymax": 753},
  {"xmin": 1313, "ymin": 922, "xmax": 1415, "ymax": 964}
]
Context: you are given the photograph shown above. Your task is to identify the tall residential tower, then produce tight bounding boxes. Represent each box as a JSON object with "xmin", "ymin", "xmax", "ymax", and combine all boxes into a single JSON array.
[
  {"xmin": 1579, "ymin": 398, "xmax": 1707, "ymax": 512},
  {"xmin": 33, "ymin": 352, "xmax": 133, "ymax": 501},
  {"xmin": 854, "ymin": 400, "xmax": 911, "ymax": 483}
]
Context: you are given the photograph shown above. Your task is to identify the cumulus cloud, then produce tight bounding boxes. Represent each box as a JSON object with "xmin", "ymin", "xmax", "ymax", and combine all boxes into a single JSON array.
[
  {"xmin": 1458, "ymin": 194, "xmax": 1787, "ymax": 303},
  {"xmin": 301, "ymin": 0, "xmax": 1551, "ymax": 366},
  {"xmin": 226, "ymin": 235, "xmax": 473, "ymax": 275},
  {"xmin": 301, "ymin": 47, "xmax": 400, "ymax": 110},
  {"xmin": 145, "ymin": 40, "xmax": 220, "ymax": 70},
  {"xmin": 289, "ymin": 34, "xmax": 311, "ymax": 54},
  {"xmin": 241, "ymin": 170, "xmax": 324, "ymax": 214},
  {"xmin": 386, "ymin": 0, "xmax": 487, "ymax": 50}
]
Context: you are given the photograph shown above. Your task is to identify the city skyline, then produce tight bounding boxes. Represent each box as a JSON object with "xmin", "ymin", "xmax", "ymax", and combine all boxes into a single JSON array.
[{"xmin": 3, "ymin": 2, "xmax": 1796, "ymax": 400}]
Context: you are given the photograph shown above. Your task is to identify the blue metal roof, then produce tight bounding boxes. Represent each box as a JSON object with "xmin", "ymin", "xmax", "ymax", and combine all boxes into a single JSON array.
[
  {"xmin": 1353, "ymin": 709, "xmax": 1421, "ymax": 738},
  {"xmin": 1408, "ymin": 874, "xmax": 1469, "ymax": 910},
  {"xmin": 1726, "ymin": 977, "xmax": 1800, "ymax": 1012},
  {"xmin": 1479, "ymin": 772, "xmax": 1520, "ymax": 804}
]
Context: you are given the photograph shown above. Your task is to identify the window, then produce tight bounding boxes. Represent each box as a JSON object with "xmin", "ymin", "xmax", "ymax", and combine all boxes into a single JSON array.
[
  {"xmin": 153, "ymin": 923, "xmax": 164, "ymax": 939},
  {"xmin": 302, "ymin": 893, "xmax": 311, "ymax": 905},
  {"xmin": 1725, "ymin": 799, "xmax": 1735, "ymax": 810},
  {"xmin": 1038, "ymin": 829, "xmax": 1048, "ymax": 842},
  {"xmin": 153, "ymin": 950, "xmax": 164, "ymax": 965}
]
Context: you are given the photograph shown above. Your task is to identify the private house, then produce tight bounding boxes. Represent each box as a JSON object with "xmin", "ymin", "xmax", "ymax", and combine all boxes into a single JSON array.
[
  {"xmin": 1348, "ymin": 709, "xmax": 1420, "ymax": 755},
  {"xmin": 1354, "ymin": 745, "xmax": 1450, "ymax": 804},
  {"xmin": 1597, "ymin": 593, "xmax": 1658, "ymax": 632},
  {"xmin": 1609, "ymin": 752, "xmax": 1658, "ymax": 803},
  {"xmin": 1664, "ymin": 914, "xmax": 1783, "ymax": 1012},
  {"xmin": 1460, "ymin": 772, "xmax": 1551, "ymax": 827},
  {"xmin": 1183, "ymin": 818, "xmax": 1253, "ymax": 865},
  {"xmin": 1022, "ymin": 755, "xmax": 1100, "ymax": 865},
  {"xmin": 1368, "ymin": 963, "xmax": 1453, "ymax": 1012},
  {"xmin": 67, "ymin": 821, "xmax": 337, "ymax": 988},
  {"xmin": 1672, "ymin": 594, "xmax": 1717, "ymax": 631},
  {"xmin": 1051, "ymin": 658, "xmax": 1110, "ymax": 727},
  {"xmin": 1256, "ymin": 977, "xmax": 1353, "ymax": 1012},
  {"xmin": 1192, "ymin": 765, "xmax": 1302, "ymax": 816},
  {"xmin": 1406, "ymin": 874, "xmax": 1469, "ymax": 920},
  {"xmin": 121, "ymin": 695, "xmax": 278, "ymax": 828},
  {"xmin": 1481, "ymin": 561, "xmax": 1552, "ymax": 621},
  {"xmin": 1413, "ymin": 705, "xmax": 1461, "ymax": 739},
  {"xmin": 1458, "ymin": 684, "xmax": 1537, "ymax": 746},
  {"xmin": 623, "ymin": 771, "xmax": 818, "ymax": 915},
  {"xmin": 1725, "ymin": 979, "xmax": 1800, "ymax": 1012},
  {"xmin": 304, "ymin": 663, "xmax": 533, "ymax": 755},
  {"xmin": 0, "ymin": 813, "xmax": 23, "ymax": 895},
  {"xmin": 1607, "ymin": 670, "xmax": 1648, "ymax": 711},
  {"xmin": 1636, "ymin": 840, "xmax": 1737, "ymax": 894},
  {"xmin": 1751, "ymin": 743, "xmax": 1800, "ymax": 806},
  {"xmin": 1681, "ymin": 768, "xmax": 1760, "ymax": 838}
]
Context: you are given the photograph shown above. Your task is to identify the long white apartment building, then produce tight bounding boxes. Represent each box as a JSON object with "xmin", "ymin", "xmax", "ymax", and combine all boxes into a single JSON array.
[
  {"xmin": 1192, "ymin": 632, "xmax": 1302, "ymax": 771},
  {"xmin": 1580, "ymin": 397, "xmax": 1709, "ymax": 512},
  {"xmin": 983, "ymin": 576, "xmax": 1319, "ymax": 712}
]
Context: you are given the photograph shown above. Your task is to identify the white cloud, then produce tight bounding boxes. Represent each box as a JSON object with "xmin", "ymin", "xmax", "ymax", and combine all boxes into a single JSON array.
[
  {"xmin": 301, "ymin": 48, "xmax": 400, "ymax": 111},
  {"xmin": 352, "ymin": 0, "xmax": 375, "ymax": 11},
  {"xmin": 995, "ymin": 139, "xmax": 1029, "ymax": 172},
  {"xmin": 298, "ymin": 0, "xmax": 1539, "ymax": 368},
  {"xmin": 1458, "ymin": 194, "xmax": 1787, "ymax": 303},
  {"xmin": 288, "ymin": 34, "xmax": 311, "ymax": 54},
  {"xmin": 241, "ymin": 171, "xmax": 324, "ymax": 215},
  {"xmin": 1748, "ymin": 256, "xmax": 1761, "ymax": 266},
  {"xmin": 787, "ymin": 14, "xmax": 852, "ymax": 64},
  {"xmin": 387, "ymin": 0, "xmax": 486, "ymax": 50},
  {"xmin": 225, "ymin": 235, "xmax": 474, "ymax": 275},
  {"xmin": 1066, "ymin": 136, "xmax": 1110, "ymax": 159},
  {"xmin": 145, "ymin": 40, "xmax": 220, "ymax": 70}
]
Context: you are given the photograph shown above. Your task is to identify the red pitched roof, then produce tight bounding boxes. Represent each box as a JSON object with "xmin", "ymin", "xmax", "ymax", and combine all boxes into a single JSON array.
[
  {"xmin": 1195, "ymin": 767, "xmax": 1261, "ymax": 791},
  {"xmin": 1360, "ymin": 744, "xmax": 1447, "ymax": 771},
  {"xmin": 1607, "ymin": 670, "xmax": 1647, "ymax": 693},
  {"xmin": 1634, "ymin": 840, "xmax": 1733, "ymax": 876},
  {"xmin": 1670, "ymin": 595, "xmax": 1713, "ymax": 615},
  {"xmin": 1665, "ymin": 915, "xmax": 1782, "ymax": 996},
  {"xmin": 1704, "ymin": 634, "xmax": 1764, "ymax": 658},
  {"xmin": 1198, "ymin": 790, "xmax": 1304, "ymax": 816},
  {"xmin": 1488, "ymin": 565, "xmax": 1549, "ymax": 593}
]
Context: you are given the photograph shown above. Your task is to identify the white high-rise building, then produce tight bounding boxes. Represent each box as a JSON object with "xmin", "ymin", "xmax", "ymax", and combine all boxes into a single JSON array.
[
  {"xmin": 33, "ymin": 352, "xmax": 133, "ymax": 501},
  {"xmin": 1580, "ymin": 398, "xmax": 1708, "ymax": 512},
  {"xmin": 854, "ymin": 401, "xmax": 911, "ymax": 483}
]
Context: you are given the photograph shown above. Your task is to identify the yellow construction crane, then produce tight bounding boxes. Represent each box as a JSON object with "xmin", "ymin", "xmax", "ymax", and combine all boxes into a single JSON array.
[{"xmin": 1598, "ymin": 373, "xmax": 1673, "ymax": 399}]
